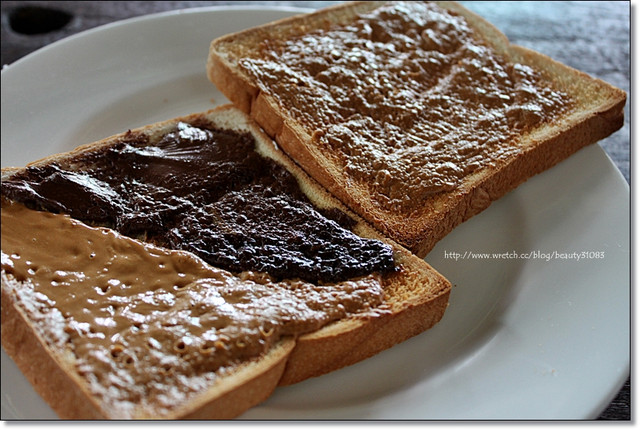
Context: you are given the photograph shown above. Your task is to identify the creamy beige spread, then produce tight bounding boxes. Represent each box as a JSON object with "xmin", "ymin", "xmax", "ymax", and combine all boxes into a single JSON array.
[
  {"xmin": 1, "ymin": 200, "xmax": 388, "ymax": 417},
  {"xmin": 239, "ymin": 1, "xmax": 574, "ymax": 213}
]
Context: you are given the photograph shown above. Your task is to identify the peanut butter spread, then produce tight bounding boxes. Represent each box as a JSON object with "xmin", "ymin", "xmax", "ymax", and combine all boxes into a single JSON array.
[
  {"xmin": 239, "ymin": 1, "xmax": 575, "ymax": 212},
  {"xmin": 1, "ymin": 200, "xmax": 388, "ymax": 417}
]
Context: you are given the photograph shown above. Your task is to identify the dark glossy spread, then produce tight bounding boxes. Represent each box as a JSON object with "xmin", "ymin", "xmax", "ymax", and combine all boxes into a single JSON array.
[
  {"xmin": 1, "ymin": 120, "xmax": 395, "ymax": 283},
  {"xmin": 239, "ymin": 1, "xmax": 574, "ymax": 213}
]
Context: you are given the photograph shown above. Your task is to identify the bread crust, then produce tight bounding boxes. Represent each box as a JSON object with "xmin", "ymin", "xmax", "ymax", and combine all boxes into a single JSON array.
[
  {"xmin": 279, "ymin": 271, "xmax": 450, "ymax": 385},
  {"xmin": 207, "ymin": 1, "xmax": 627, "ymax": 258},
  {"xmin": 1, "ymin": 105, "xmax": 451, "ymax": 418},
  {"xmin": 161, "ymin": 339, "xmax": 295, "ymax": 420},
  {"xmin": 1, "ymin": 274, "xmax": 108, "ymax": 419}
]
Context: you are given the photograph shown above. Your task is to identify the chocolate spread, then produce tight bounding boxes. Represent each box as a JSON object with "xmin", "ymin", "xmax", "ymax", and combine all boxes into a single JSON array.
[
  {"xmin": 1, "ymin": 199, "xmax": 388, "ymax": 417},
  {"xmin": 1, "ymin": 119, "xmax": 395, "ymax": 283},
  {"xmin": 238, "ymin": 1, "xmax": 575, "ymax": 212}
]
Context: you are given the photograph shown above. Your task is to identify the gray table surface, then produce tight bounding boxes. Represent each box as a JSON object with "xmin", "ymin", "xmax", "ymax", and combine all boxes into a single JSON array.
[{"xmin": 0, "ymin": 0, "xmax": 630, "ymax": 421}]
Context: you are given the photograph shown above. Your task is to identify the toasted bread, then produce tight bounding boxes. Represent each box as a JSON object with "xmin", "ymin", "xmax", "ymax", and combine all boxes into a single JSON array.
[
  {"xmin": 1, "ymin": 106, "xmax": 450, "ymax": 419},
  {"xmin": 207, "ymin": 1, "xmax": 626, "ymax": 257}
]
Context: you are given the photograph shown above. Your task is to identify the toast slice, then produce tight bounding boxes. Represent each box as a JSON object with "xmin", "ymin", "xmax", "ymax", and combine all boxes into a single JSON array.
[
  {"xmin": 1, "ymin": 106, "xmax": 450, "ymax": 419},
  {"xmin": 207, "ymin": 1, "xmax": 626, "ymax": 257}
]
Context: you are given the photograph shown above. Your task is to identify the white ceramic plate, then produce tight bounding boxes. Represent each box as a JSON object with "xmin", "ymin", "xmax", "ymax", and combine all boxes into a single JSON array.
[{"xmin": 1, "ymin": 7, "xmax": 630, "ymax": 420}]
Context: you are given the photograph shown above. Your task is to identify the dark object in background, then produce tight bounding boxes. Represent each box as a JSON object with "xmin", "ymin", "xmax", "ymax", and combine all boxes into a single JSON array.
[{"xmin": 8, "ymin": 5, "xmax": 72, "ymax": 35}]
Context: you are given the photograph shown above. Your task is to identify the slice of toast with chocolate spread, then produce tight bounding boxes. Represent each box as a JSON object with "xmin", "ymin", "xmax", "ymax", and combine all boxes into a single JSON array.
[
  {"xmin": 1, "ymin": 106, "xmax": 450, "ymax": 419},
  {"xmin": 207, "ymin": 0, "xmax": 626, "ymax": 257}
]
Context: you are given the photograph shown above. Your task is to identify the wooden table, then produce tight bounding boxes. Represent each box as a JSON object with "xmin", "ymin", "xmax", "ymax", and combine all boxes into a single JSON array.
[{"xmin": 0, "ymin": 0, "xmax": 630, "ymax": 420}]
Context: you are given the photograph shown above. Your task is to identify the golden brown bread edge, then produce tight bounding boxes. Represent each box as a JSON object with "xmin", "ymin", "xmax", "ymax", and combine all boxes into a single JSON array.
[
  {"xmin": 0, "ymin": 106, "xmax": 451, "ymax": 418},
  {"xmin": 206, "ymin": 0, "xmax": 627, "ymax": 258}
]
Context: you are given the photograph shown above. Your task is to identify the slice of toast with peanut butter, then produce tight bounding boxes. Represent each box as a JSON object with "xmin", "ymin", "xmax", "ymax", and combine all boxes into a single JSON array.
[
  {"xmin": 207, "ymin": 1, "xmax": 626, "ymax": 257},
  {"xmin": 1, "ymin": 105, "xmax": 450, "ymax": 419}
]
